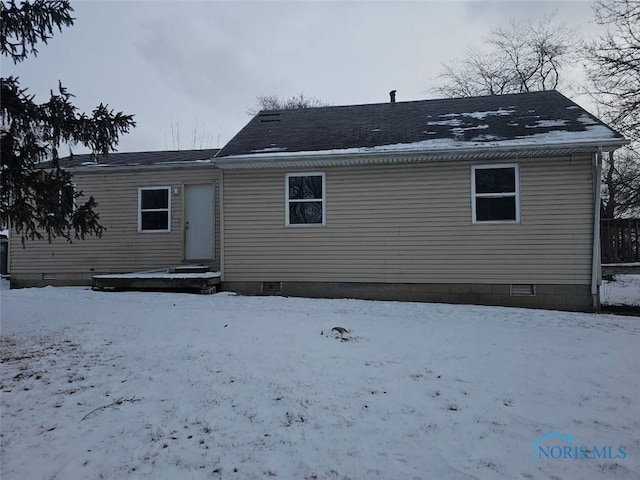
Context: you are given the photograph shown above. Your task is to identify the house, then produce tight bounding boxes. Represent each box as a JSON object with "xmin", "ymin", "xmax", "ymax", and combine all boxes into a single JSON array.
[
  {"xmin": 8, "ymin": 149, "xmax": 221, "ymax": 286},
  {"xmin": 9, "ymin": 91, "xmax": 627, "ymax": 311}
]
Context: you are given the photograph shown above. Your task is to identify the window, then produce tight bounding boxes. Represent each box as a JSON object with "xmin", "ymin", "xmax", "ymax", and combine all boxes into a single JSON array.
[
  {"xmin": 60, "ymin": 184, "xmax": 76, "ymax": 216},
  {"xmin": 46, "ymin": 183, "xmax": 76, "ymax": 216},
  {"xmin": 285, "ymin": 173, "xmax": 325, "ymax": 226},
  {"xmin": 471, "ymin": 165, "xmax": 520, "ymax": 223},
  {"xmin": 138, "ymin": 187, "xmax": 171, "ymax": 232}
]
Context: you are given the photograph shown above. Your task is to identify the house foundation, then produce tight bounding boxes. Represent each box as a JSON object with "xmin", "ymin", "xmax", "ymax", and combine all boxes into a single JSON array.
[{"xmin": 223, "ymin": 281, "xmax": 595, "ymax": 313}]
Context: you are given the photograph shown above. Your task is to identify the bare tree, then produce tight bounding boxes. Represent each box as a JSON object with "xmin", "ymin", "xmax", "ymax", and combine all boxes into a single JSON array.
[
  {"xmin": 435, "ymin": 14, "xmax": 577, "ymax": 97},
  {"xmin": 601, "ymin": 147, "xmax": 640, "ymax": 218},
  {"xmin": 584, "ymin": 1, "xmax": 640, "ymax": 218},
  {"xmin": 246, "ymin": 92, "xmax": 329, "ymax": 115},
  {"xmin": 584, "ymin": 0, "xmax": 639, "ymax": 142},
  {"xmin": 163, "ymin": 117, "xmax": 217, "ymax": 150}
]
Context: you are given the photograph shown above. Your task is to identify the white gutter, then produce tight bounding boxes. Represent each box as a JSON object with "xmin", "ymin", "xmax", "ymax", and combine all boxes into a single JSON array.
[
  {"xmin": 591, "ymin": 148, "xmax": 604, "ymax": 309},
  {"xmin": 66, "ymin": 160, "xmax": 217, "ymax": 174}
]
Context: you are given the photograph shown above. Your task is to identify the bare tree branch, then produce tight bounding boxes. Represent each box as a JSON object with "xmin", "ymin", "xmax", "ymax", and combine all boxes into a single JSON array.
[
  {"xmin": 435, "ymin": 13, "xmax": 576, "ymax": 97},
  {"xmin": 601, "ymin": 147, "xmax": 640, "ymax": 218},
  {"xmin": 583, "ymin": 1, "xmax": 640, "ymax": 218},
  {"xmin": 164, "ymin": 117, "xmax": 216, "ymax": 150},
  {"xmin": 585, "ymin": 0, "xmax": 640, "ymax": 142},
  {"xmin": 246, "ymin": 92, "xmax": 330, "ymax": 116}
]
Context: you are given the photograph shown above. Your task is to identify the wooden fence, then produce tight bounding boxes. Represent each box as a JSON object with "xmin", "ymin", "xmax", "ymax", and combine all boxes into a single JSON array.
[{"xmin": 601, "ymin": 218, "xmax": 640, "ymax": 264}]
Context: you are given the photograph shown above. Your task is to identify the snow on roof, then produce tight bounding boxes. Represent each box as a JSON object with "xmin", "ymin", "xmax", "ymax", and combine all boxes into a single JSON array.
[
  {"xmin": 439, "ymin": 108, "xmax": 515, "ymax": 120},
  {"xmin": 43, "ymin": 149, "xmax": 220, "ymax": 170},
  {"xmin": 577, "ymin": 114, "xmax": 599, "ymax": 126},
  {"xmin": 222, "ymin": 123, "xmax": 621, "ymax": 159},
  {"xmin": 526, "ymin": 120, "xmax": 569, "ymax": 128},
  {"xmin": 216, "ymin": 91, "xmax": 626, "ymax": 160}
]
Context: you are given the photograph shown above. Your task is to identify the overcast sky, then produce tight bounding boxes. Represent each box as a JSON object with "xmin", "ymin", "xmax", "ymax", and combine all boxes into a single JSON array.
[{"xmin": 5, "ymin": 0, "xmax": 603, "ymax": 154}]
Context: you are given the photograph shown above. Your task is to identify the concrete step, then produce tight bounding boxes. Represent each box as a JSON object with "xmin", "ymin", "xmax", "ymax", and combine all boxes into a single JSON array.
[{"xmin": 171, "ymin": 265, "xmax": 210, "ymax": 274}]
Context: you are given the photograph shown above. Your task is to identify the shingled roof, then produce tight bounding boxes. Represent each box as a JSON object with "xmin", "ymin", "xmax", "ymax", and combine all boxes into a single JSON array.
[
  {"xmin": 49, "ymin": 149, "xmax": 219, "ymax": 170},
  {"xmin": 215, "ymin": 91, "xmax": 625, "ymax": 159}
]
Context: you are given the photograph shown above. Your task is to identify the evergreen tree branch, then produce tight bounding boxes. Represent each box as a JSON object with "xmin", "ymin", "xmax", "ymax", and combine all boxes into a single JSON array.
[
  {"xmin": 1, "ymin": 1, "xmax": 135, "ymax": 244},
  {"xmin": 0, "ymin": 0, "xmax": 74, "ymax": 64}
]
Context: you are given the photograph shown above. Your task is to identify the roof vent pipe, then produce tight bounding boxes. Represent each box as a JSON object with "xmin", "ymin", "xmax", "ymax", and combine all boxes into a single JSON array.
[{"xmin": 389, "ymin": 90, "xmax": 396, "ymax": 103}]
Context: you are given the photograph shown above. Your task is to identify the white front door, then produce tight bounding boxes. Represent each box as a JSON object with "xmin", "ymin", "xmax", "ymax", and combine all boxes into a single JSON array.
[{"xmin": 184, "ymin": 184, "xmax": 214, "ymax": 260}]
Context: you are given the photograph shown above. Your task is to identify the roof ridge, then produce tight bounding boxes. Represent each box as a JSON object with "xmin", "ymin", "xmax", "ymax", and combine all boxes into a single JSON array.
[{"xmin": 253, "ymin": 90, "xmax": 563, "ymax": 114}]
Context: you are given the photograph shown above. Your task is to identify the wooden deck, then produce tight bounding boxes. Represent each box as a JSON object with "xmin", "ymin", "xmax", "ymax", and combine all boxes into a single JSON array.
[{"xmin": 92, "ymin": 266, "xmax": 221, "ymax": 294}]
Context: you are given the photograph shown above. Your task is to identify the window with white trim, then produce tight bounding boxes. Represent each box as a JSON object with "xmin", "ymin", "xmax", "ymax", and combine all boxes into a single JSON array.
[
  {"xmin": 44, "ymin": 182, "xmax": 78, "ymax": 217},
  {"xmin": 60, "ymin": 183, "xmax": 77, "ymax": 216},
  {"xmin": 138, "ymin": 186, "xmax": 171, "ymax": 232},
  {"xmin": 471, "ymin": 165, "xmax": 520, "ymax": 223},
  {"xmin": 285, "ymin": 173, "xmax": 325, "ymax": 226},
  {"xmin": 47, "ymin": 183, "xmax": 76, "ymax": 216}
]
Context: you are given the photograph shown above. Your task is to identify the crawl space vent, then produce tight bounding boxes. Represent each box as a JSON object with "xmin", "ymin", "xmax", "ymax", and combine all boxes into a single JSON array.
[
  {"xmin": 510, "ymin": 284, "xmax": 536, "ymax": 296},
  {"xmin": 261, "ymin": 282, "xmax": 282, "ymax": 295}
]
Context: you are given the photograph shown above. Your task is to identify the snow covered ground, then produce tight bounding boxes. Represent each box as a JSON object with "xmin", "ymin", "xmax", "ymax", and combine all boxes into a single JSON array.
[
  {"xmin": 1, "ymin": 286, "xmax": 639, "ymax": 479},
  {"xmin": 601, "ymin": 274, "xmax": 640, "ymax": 307}
]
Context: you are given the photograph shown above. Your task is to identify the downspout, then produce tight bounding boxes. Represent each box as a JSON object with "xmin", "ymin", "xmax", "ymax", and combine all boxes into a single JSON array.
[
  {"xmin": 590, "ymin": 148, "xmax": 603, "ymax": 311},
  {"xmin": 219, "ymin": 170, "xmax": 225, "ymax": 282}
]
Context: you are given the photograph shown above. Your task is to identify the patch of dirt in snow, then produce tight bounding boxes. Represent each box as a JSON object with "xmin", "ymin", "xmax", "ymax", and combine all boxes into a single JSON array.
[
  {"xmin": 1, "ymin": 332, "xmax": 93, "ymax": 394},
  {"xmin": 0, "ymin": 330, "xmax": 139, "ymax": 479}
]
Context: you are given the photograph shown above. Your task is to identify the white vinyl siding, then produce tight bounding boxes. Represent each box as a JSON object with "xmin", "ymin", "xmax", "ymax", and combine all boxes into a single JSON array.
[
  {"xmin": 9, "ymin": 168, "xmax": 221, "ymax": 276},
  {"xmin": 222, "ymin": 155, "xmax": 594, "ymax": 285}
]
